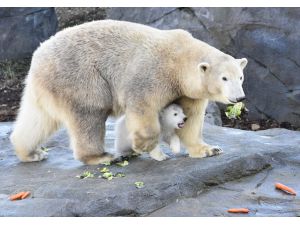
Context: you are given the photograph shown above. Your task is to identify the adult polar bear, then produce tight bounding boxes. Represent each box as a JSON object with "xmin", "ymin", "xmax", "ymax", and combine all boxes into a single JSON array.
[{"xmin": 10, "ymin": 20, "xmax": 247, "ymax": 165}]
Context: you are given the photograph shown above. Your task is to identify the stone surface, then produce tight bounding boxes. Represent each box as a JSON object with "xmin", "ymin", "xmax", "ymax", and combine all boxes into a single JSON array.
[
  {"xmin": 0, "ymin": 8, "xmax": 57, "ymax": 60},
  {"xmin": 205, "ymin": 102, "xmax": 222, "ymax": 126},
  {"xmin": 107, "ymin": 7, "xmax": 300, "ymax": 127},
  {"xmin": 55, "ymin": 7, "xmax": 106, "ymax": 30},
  {"xmin": 0, "ymin": 119, "xmax": 299, "ymax": 216}
]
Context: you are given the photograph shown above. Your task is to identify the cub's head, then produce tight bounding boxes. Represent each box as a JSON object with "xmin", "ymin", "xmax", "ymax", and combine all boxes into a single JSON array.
[
  {"xmin": 200, "ymin": 57, "xmax": 248, "ymax": 104},
  {"xmin": 160, "ymin": 104, "xmax": 187, "ymax": 130}
]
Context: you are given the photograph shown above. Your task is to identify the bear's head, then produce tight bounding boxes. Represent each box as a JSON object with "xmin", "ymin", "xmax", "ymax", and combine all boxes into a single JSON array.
[
  {"xmin": 180, "ymin": 54, "xmax": 247, "ymax": 104},
  {"xmin": 202, "ymin": 57, "xmax": 247, "ymax": 104}
]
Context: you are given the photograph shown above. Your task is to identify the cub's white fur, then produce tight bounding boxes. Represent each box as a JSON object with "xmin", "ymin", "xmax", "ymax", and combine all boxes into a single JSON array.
[{"xmin": 115, "ymin": 104, "xmax": 187, "ymax": 161}]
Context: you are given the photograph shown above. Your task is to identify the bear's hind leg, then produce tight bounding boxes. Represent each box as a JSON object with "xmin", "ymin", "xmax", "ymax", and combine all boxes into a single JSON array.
[
  {"xmin": 66, "ymin": 110, "xmax": 114, "ymax": 165},
  {"xmin": 10, "ymin": 95, "xmax": 60, "ymax": 162}
]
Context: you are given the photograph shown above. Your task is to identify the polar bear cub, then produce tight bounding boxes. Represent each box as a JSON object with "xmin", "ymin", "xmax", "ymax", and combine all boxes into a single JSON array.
[{"xmin": 115, "ymin": 104, "xmax": 187, "ymax": 161}]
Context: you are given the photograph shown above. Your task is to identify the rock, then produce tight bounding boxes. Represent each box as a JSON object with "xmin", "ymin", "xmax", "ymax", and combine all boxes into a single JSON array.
[
  {"xmin": 107, "ymin": 8, "xmax": 300, "ymax": 127},
  {"xmin": 55, "ymin": 7, "xmax": 106, "ymax": 31},
  {"xmin": 251, "ymin": 123, "xmax": 260, "ymax": 131},
  {"xmin": 0, "ymin": 119, "xmax": 300, "ymax": 216},
  {"xmin": 0, "ymin": 8, "xmax": 57, "ymax": 60},
  {"xmin": 149, "ymin": 165, "xmax": 300, "ymax": 216},
  {"xmin": 205, "ymin": 102, "xmax": 222, "ymax": 126}
]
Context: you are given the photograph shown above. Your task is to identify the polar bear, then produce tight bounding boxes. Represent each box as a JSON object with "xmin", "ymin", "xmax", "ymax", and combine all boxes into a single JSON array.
[
  {"xmin": 10, "ymin": 20, "xmax": 247, "ymax": 165},
  {"xmin": 115, "ymin": 104, "xmax": 188, "ymax": 161}
]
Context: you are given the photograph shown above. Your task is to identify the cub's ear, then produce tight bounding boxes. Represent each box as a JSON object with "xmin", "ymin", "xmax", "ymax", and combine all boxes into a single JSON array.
[
  {"xmin": 238, "ymin": 58, "xmax": 248, "ymax": 69},
  {"xmin": 198, "ymin": 62, "xmax": 210, "ymax": 73}
]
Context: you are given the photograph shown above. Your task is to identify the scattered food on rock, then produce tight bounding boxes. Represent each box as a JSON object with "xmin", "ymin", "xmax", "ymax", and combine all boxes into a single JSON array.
[
  {"xmin": 115, "ymin": 172, "xmax": 126, "ymax": 178},
  {"xmin": 9, "ymin": 191, "xmax": 31, "ymax": 201},
  {"xmin": 135, "ymin": 181, "xmax": 144, "ymax": 189},
  {"xmin": 275, "ymin": 182, "xmax": 297, "ymax": 195},
  {"xmin": 116, "ymin": 160, "xmax": 129, "ymax": 167},
  {"xmin": 76, "ymin": 171, "xmax": 94, "ymax": 179},
  {"xmin": 227, "ymin": 208, "xmax": 250, "ymax": 213},
  {"xmin": 99, "ymin": 167, "xmax": 110, "ymax": 173},
  {"xmin": 102, "ymin": 172, "xmax": 114, "ymax": 180}
]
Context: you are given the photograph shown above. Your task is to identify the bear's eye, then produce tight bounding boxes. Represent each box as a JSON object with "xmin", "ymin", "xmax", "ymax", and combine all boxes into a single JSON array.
[
  {"xmin": 240, "ymin": 76, "xmax": 243, "ymax": 80},
  {"xmin": 222, "ymin": 77, "xmax": 228, "ymax": 81},
  {"xmin": 174, "ymin": 113, "xmax": 177, "ymax": 116}
]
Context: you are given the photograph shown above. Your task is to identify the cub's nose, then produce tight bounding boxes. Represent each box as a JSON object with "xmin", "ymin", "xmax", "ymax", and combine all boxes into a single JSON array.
[
  {"xmin": 183, "ymin": 117, "xmax": 188, "ymax": 122},
  {"xmin": 236, "ymin": 96, "xmax": 246, "ymax": 102}
]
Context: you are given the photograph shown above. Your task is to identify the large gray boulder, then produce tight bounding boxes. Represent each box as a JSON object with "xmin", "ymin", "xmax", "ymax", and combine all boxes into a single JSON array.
[
  {"xmin": 107, "ymin": 8, "xmax": 300, "ymax": 127},
  {"xmin": 0, "ymin": 8, "xmax": 57, "ymax": 60},
  {"xmin": 205, "ymin": 102, "xmax": 222, "ymax": 126},
  {"xmin": 55, "ymin": 7, "xmax": 106, "ymax": 30},
  {"xmin": 0, "ymin": 119, "xmax": 299, "ymax": 216}
]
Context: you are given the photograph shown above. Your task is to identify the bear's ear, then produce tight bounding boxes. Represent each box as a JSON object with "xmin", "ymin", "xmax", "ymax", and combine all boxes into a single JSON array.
[
  {"xmin": 238, "ymin": 58, "xmax": 248, "ymax": 69},
  {"xmin": 198, "ymin": 62, "xmax": 210, "ymax": 73}
]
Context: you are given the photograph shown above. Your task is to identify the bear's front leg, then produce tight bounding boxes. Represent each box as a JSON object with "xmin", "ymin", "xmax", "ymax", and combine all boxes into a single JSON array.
[
  {"xmin": 125, "ymin": 109, "xmax": 160, "ymax": 153},
  {"xmin": 176, "ymin": 97, "xmax": 223, "ymax": 158}
]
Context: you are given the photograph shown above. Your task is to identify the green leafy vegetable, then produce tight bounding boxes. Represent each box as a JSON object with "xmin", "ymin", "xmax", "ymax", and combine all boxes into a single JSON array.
[
  {"xmin": 115, "ymin": 172, "xmax": 126, "ymax": 178},
  {"xmin": 135, "ymin": 181, "xmax": 144, "ymax": 189},
  {"xmin": 102, "ymin": 172, "xmax": 114, "ymax": 180},
  {"xmin": 225, "ymin": 102, "xmax": 245, "ymax": 119},
  {"xmin": 76, "ymin": 171, "xmax": 94, "ymax": 179},
  {"xmin": 101, "ymin": 161, "xmax": 111, "ymax": 166},
  {"xmin": 116, "ymin": 160, "xmax": 129, "ymax": 167},
  {"xmin": 99, "ymin": 167, "xmax": 110, "ymax": 173}
]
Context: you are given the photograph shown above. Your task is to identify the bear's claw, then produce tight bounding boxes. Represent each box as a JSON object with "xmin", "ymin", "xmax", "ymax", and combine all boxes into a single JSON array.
[
  {"xmin": 206, "ymin": 146, "xmax": 223, "ymax": 157},
  {"xmin": 188, "ymin": 144, "xmax": 223, "ymax": 158},
  {"xmin": 21, "ymin": 150, "xmax": 48, "ymax": 162}
]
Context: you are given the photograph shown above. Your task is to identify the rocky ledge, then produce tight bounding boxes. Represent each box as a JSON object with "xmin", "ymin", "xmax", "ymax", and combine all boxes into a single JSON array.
[{"xmin": 0, "ymin": 119, "xmax": 299, "ymax": 216}]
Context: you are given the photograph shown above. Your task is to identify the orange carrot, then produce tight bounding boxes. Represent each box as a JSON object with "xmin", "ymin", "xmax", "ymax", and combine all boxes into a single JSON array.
[
  {"xmin": 227, "ymin": 208, "xmax": 250, "ymax": 213},
  {"xmin": 9, "ymin": 192, "xmax": 26, "ymax": 201},
  {"xmin": 275, "ymin": 182, "xmax": 296, "ymax": 195},
  {"xmin": 21, "ymin": 191, "xmax": 31, "ymax": 199}
]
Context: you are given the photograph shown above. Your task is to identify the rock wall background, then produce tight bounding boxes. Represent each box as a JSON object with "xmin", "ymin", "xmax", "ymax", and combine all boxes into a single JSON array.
[
  {"xmin": 107, "ymin": 7, "xmax": 300, "ymax": 127},
  {"xmin": 0, "ymin": 7, "xmax": 299, "ymax": 127},
  {"xmin": 0, "ymin": 8, "xmax": 57, "ymax": 60}
]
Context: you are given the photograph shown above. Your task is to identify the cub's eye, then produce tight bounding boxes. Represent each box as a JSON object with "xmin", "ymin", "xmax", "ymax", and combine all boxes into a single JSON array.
[
  {"xmin": 174, "ymin": 113, "xmax": 177, "ymax": 116},
  {"xmin": 222, "ymin": 77, "xmax": 228, "ymax": 81},
  {"xmin": 240, "ymin": 76, "xmax": 243, "ymax": 80}
]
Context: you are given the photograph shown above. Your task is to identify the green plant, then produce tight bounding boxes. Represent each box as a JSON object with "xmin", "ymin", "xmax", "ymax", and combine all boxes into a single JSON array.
[
  {"xmin": 0, "ymin": 59, "xmax": 30, "ymax": 80},
  {"xmin": 225, "ymin": 102, "xmax": 245, "ymax": 119}
]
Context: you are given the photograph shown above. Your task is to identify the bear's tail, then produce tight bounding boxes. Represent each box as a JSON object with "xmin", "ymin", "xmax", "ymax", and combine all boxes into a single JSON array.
[{"xmin": 10, "ymin": 79, "xmax": 60, "ymax": 162}]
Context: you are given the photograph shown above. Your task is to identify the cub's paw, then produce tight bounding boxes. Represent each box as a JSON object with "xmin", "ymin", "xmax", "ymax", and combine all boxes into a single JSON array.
[
  {"xmin": 149, "ymin": 148, "xmax": 169, "ymax": 161},
  {"xmin": 188, "ymin": 144, "xmax": 223, "ymax": 158}
]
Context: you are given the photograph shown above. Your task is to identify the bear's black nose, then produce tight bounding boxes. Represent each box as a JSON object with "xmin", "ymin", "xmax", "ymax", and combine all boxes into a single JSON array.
[
  {"xmin": 236, "ymin": 96, "xmax": 246, "ymax": 102},
  {"xmin": 183, "ymin": 117, "xmax": 188, "ymax": 122}
]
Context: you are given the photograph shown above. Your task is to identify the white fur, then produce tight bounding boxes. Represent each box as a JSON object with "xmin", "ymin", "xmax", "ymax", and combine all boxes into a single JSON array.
[
  {"xmin": 115, "ymin": 104, "xmax": 186, "ymax": 161},
  {"xmin": 10, "ymin": 78, "xmax": 60, "ymax": 162}
]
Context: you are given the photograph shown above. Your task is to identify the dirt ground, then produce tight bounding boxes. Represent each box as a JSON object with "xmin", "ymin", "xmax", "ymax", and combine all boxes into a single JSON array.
[
  {"xmin": 221, "ymin": 109, "xmax": 298, "ymax": 131},
  {"xmin": 0, "ymin": 59, "xmax": 29, "ymax": 122}
]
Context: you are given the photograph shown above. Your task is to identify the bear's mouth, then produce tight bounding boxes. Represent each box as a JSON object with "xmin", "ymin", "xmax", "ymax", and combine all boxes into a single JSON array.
[{"xmin": 178, "ymin": 122, "xmax": 185, "ymax": 129}]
